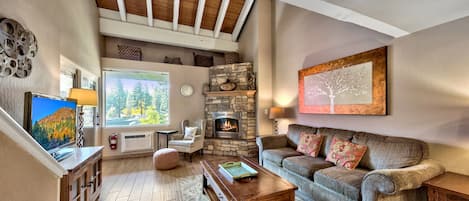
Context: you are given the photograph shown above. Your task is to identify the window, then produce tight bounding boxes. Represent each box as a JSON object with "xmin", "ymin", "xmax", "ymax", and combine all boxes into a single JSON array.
[
  {"xmin": 60, "ymin": 71, "xmax": 75, "ymax": 98},
  {"xmin": 81, "ymin": 76, "xmax": 98, "ymax": 128},
  {"xmin": 104, "ymin": 71, "xmax": 169, "ymax": 127},
  {"xmin": 82, "ymin": 76, "xmax": 97, "ymax": 90}
]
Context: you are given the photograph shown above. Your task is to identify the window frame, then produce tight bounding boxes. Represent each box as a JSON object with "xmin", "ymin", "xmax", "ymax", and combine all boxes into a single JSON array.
[
  {"xmin": 81, "ymin": 72, "xmax": 98, "ymax": 128},
  {"xmin": 102, "ymin": 69, "xmax": 170, "ymax": 128},
  {"xmin": 59, "ymin": 69, "xmax": 78, "ymax": 98}
]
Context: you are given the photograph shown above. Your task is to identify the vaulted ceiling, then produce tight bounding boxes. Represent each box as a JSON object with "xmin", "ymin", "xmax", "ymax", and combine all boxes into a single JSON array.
[
  {"xmin": 98, "ymin": 0, "xmax": 247, "ymax": 33},
  {"xmin": 96, "ymin": 0, "xmax": 254, "ymax": 52},
  {"xmin": 97, "ymin": 0, "xmax": 469, "ymax": 52}
]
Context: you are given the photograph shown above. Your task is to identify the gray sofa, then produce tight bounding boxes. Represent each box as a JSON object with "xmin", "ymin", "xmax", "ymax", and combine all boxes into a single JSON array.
[{"xmin": 256, "ymin": 124, "xmax": 445, "ymax": 201}]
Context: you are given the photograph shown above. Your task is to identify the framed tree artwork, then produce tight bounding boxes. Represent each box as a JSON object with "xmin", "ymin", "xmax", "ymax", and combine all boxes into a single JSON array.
[{"xmin": 298, "ymin": 47, "xmax": 387, "ymax": 115}]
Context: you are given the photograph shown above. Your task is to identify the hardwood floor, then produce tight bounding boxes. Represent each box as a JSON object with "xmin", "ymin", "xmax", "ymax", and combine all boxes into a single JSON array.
[{"xmin": 100, "ymin": 154, "xmax": 230, "ymax": 201}]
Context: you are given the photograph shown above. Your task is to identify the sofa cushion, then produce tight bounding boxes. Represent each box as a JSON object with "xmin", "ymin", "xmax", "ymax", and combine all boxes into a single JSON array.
[
  {"xmin": 317, "ymin": 128, "xmax": 355, "ymax": 158},
  {"xmin": 168, "ymin": 140, "xmax": 193, "ymax": 146},
  {"xmin": 262, "ymin": 147, "xmax": 302, "ymax": 166},
  {"xmin": 282, "ymin": 156, "xmax": 333, "ymax": 179},
  {"xmin": 352, "ymin": 132, "xmax": 428, "ymax": 170},
  {"xmin": 297, "ymin": 133, "xmax": 324, "ymax": 157},
  {"xmin": 287, "ymin": 124, "xmax": 317, "ymax": 148},
  {"xmin": 314, "ymin": 166, "xmax": 369, "ymax": 201},
  {"xmin": 326, "ymin": 137, "xmax": 368, "ymax": 170}
]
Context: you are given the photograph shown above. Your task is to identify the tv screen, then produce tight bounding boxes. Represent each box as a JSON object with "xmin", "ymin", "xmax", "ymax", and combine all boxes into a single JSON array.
[{"xmin": 24, "ymin": 92, "xmax": 77, "ymax": 152}]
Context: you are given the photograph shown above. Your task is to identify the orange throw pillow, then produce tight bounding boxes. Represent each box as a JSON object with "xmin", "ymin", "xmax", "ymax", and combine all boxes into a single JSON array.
[
  {"xmin": 296, "ymin": 132, "xmax": 323, "ymax": 157},
  {"xmin": 326, "ymin": 137, "xmax": 367, "ymax": 170}
]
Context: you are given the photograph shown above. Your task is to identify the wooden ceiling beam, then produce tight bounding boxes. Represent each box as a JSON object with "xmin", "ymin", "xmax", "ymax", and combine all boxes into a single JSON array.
[
  {"xmin": 146, "ymin": 0, "xmax": 153, "ymax": 26},
  {"xmin": 280, "ymin": 0, "xmax": 409, "ymax": 38},
  {"xmin": 99, "ymin": 8, "xmax": 234, "ymax": 41},
  {"xmin": 173, "ymin": 0, "xmax": 180, "ymax": 31},
  {"xmin": 116, "ymin": 0, "xmax": 127, "ymax": 21},
  {"xmin": 213, "ymin": 0, "xmax": 230, "ymax": 38},
  {"xmin": 232, "ymin": 0, "xmax": 254, "ymax": 41},
  {"xmin": 194, "ymin": 0, "xmax": 206, "ymax": 35},
  {"xmin": 100, "ymin": 17, "xmax": 238, "ymax": 52}
]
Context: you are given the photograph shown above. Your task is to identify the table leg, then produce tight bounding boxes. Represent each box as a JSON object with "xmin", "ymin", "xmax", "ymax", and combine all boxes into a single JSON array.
[
  {"xmin": 157, "ymin": 133, "xmax": 160, "ymax": 150},
  {"xmin": 202, "ymin": 172, "xmax": 207, "ymax": 194},
  {"xmin": 166, "ymin": 135, "xmax": 169, "ymax": 148}
]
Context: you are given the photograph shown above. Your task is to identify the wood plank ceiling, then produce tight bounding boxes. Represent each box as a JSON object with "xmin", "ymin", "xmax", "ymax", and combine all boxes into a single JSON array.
[{"xmin": 96, "ymin": 0, "xmax": 248, "ymax": 34}]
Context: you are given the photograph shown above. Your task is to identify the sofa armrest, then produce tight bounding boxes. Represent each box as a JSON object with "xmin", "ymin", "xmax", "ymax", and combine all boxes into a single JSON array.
[
  {"xmin": 257, "ymin": 134, "xmax": 288, "ymax": 150},
  {"xmin": 256, "ymin": 135, "xmax": 288, "ymax": 165},
  {"xmin": 361, "ymin": 159, "xmax": 445, "ymax": 201}
]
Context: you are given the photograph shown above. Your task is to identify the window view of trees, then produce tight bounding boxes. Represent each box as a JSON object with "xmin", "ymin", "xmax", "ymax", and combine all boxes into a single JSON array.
[{"xmin": 104, "ymin": 71, "xmax": 169, "ymax": 127}]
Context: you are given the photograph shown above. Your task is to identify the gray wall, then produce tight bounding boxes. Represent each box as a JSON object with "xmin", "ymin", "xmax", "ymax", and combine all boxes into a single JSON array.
[
  {"xmin": 104, "ymin": 36, "xmax": 226, "ymax": 66},
  {"xmin": 272, "ymin": 1, "xmax": 469, "ymax": 174}
]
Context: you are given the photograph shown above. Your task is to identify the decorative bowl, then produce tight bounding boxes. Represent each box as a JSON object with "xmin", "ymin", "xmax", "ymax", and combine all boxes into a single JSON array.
[{"xmin": 220, "ymin": 82, "xmax": 236, "ymax": 91}]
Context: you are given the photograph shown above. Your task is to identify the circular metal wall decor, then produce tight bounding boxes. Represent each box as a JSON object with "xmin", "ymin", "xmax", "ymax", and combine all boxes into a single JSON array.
[{"xmin": 0, "ymin": 18, "xmax": 38, "ymax": 78}]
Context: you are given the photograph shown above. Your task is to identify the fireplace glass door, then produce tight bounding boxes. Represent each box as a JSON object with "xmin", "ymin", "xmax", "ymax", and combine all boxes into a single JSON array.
[{"xmin": 215, "ymin": 118, "xmax": 239, "ymax": 133}]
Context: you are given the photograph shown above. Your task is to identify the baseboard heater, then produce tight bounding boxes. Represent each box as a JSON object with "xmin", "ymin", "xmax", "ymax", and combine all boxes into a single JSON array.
[{"xmin": 120, "ymin": 131, "xmax": 154, "ymax": 153}]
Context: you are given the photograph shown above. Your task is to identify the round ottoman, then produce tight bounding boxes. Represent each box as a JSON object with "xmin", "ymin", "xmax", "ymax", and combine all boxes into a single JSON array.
[{"xmin": 153, "ymin": 148, "xmax": 179, "ymax": 170}]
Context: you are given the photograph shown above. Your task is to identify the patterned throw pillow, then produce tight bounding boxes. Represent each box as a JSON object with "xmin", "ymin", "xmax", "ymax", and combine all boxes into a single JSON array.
[
  {"xmin": 326, "ymin": 137, "xmax": 368, "ymax": 170},
  {"xmin": 296, "ymin": 132, "xmax": 324, "ymax": 157}
]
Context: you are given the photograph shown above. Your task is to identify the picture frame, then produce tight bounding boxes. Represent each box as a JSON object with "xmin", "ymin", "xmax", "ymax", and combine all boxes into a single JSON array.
[{"xmin": 298, "ymin": 47, "xmax": 387, "ymax": 115}]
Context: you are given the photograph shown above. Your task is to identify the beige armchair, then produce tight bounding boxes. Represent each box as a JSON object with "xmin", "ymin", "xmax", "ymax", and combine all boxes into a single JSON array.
[{"xmin": 168, "ymin": 119, "xmax": 206, "ymax": 162}]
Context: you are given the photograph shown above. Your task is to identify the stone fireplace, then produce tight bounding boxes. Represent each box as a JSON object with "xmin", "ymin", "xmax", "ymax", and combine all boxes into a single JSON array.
[{"xmin": 203, "ymin": 63, "xmax": 258, "ymax": 157}]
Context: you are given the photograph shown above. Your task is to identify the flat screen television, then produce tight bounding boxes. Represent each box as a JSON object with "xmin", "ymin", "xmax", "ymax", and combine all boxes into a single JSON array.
[{"xmin": 24, "ymin": 92, "xmax": 77, "ymax": 156}]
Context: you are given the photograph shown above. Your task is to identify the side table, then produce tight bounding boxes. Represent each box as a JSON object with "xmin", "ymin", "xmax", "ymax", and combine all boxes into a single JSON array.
[
  {"xmin": 156, "ymin": 130, "xmax": 178, "ymax": 149},
  {"xmin": 423, "ymin": 172, "xmax": 469, "ymax": 201}
]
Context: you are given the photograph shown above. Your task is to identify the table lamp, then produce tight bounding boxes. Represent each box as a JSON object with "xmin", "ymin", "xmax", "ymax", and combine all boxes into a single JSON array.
[
  {"xmin": 269, "ymin": 107, "xmax": 286, "ymax": 135},
  {"xmin": 69, "ymin": 88, "xmax": 98, "ymax": 147}
]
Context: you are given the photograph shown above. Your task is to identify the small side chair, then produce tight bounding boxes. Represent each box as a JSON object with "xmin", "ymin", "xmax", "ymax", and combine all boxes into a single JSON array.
[{"xmin": 168, "ymin": 119, "xmax": 206, "ymax": 162}]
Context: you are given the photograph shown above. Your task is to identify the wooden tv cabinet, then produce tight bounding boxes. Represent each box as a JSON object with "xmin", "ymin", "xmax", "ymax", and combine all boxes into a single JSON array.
[{"xmin": 59, "ymin": 146, "xmax": 103, "ymax": 201}]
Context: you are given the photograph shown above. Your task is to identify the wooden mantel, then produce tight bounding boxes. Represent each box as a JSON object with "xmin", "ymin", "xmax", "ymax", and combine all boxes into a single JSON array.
[{"xmin": 204, "ymin": 90, "xmax": 256, "ymax": 97}]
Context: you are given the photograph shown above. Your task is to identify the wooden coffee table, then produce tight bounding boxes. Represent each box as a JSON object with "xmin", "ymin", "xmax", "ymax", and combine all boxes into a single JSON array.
[{"xmin": 201, "ymin": 156, "xmax": 297, "ymax": 201}]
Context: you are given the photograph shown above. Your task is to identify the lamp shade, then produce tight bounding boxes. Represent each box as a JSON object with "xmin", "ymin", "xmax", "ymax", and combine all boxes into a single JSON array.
[
  {"xmin": 269, "ymin": 107, "xmax": 286, "ymax": 119},
  {"xmin": 68, "ymin": 88, "xmax": 97, "ymax": 106}
]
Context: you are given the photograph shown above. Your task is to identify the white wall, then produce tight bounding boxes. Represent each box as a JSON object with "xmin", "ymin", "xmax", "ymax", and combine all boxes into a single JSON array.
[
  {"xmin": 273, "ymin": 1, "xmax": 469, "ymax": 174},
  {"xmin": 0, "ymin": 0, "xmax": 101, "ymax": 200},
  {"xmin": 239, "ymin": 1, "xmax": 274, "ymax": 136},
  {"xmin": 0, "ymin": 0, "xmax": 101, "ymax": 124},
  {"xmin": 0, "ymin": 132, "xmax": 59, "ymax": 201},
  {"xmin": 100, "ymin": 58, "xmax": 208, "ymax": 158},
  {"xmin": 59, "ymin": 0, "xmax": 101, "ymax": 76}
]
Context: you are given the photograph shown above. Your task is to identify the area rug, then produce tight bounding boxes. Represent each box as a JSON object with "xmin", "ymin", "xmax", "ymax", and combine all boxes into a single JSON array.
[{"xmin": 177, "ymin": 175, "xmax": 209, "ymax": 201}]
